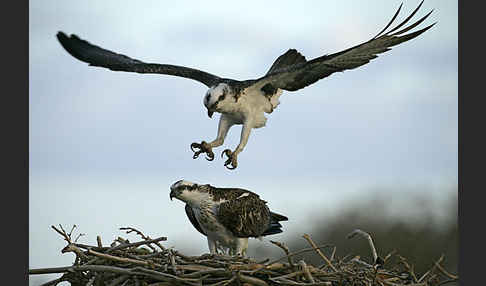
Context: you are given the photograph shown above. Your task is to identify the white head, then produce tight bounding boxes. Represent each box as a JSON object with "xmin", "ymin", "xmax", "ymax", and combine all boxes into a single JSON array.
[
  {"xmin": 203, "ymin": 83, "xmax": 232, "ymax": 118},
  {"xmin": 170, "ymin": 179, "xmax": 211, "ymax": 206}
]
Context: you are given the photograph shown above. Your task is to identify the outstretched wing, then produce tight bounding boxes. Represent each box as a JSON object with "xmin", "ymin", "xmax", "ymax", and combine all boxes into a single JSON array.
[
  {"xmin": 254, "ymin": 1, "xmax": 435, "ymax": 92},
  {"xmin": 185, "ymin": 204, "xmax": 207, "ymax": 236},
  {"xmin": 56, "ymin": 31, "xmax": 222, "ymax": 88}
]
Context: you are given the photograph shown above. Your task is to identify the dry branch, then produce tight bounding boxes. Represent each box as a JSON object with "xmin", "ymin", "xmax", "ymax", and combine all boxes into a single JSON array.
[{"xmin": 29, "ymin": 225, "xmax": 457, "ymax": 286}]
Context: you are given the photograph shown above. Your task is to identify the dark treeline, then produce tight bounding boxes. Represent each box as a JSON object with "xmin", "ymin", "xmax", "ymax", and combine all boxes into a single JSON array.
[{"xmin": 250, "ymin": 187, "xmax": 458, "ymax": 278}]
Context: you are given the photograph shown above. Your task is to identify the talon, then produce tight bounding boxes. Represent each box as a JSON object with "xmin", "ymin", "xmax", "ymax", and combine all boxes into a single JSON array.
[
  {"xmin": 190, "ymin": 141, "xmax": 214, "ymax": 161},
  {"xmin": 190, "ymin": 142, "xmax": 200, "ymax": 152},
  {"xmin": 221, "ymin": 149, "xmax": 232, "ymax": 159},
  {"xmin": 221, "ymin": 149, "xmax": 238, "ymax": 170},
  {"xmin": 205, "ymin": 150, "xmax": 215, "ymax": 161}
]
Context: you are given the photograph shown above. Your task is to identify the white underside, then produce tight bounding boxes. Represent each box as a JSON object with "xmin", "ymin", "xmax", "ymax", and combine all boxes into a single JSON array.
[
  {"xmin": 193, "ymin": 202, "xmax": 250, "ymax": 256},
  {"xmin": 217, "ymin": 85, "xmax": 283, "ymax": 129}
]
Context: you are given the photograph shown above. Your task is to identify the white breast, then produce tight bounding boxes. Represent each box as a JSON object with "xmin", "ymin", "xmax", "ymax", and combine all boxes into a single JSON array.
[{"xmin": 194, "ymin": 202, "xmax": 237, "ymax": 247}]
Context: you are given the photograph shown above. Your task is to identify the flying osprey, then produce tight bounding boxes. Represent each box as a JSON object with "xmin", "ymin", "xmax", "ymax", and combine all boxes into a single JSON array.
[
  {"xmin": 169, "ymin": 180, "xmax": 288, "ymax": 256},
  {"xmin": 56, "ymin": 1, "xmax": 434, "ymax": 170}
]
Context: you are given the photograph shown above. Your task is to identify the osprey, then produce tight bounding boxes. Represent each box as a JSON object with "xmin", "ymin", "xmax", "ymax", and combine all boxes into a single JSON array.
[
  {"xmin": 169, "ymin": 180, "xmax": 288, "ymax": 256},
  {"xmin": 56, "ymin": 1, "xmax": 434, "ymax": 170}
]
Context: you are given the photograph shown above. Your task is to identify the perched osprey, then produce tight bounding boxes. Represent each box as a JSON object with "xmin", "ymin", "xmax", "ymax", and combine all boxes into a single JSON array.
[
  {"xmin": 169, "ymin": 180, "xmax": 288, "ymax": 256},
  {"xmin": 56, "ymin": 1, "xmax": 434, "ymax": 170}
]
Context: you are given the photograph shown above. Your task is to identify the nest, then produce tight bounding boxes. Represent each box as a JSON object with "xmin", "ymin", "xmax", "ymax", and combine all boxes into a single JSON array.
[{"xmin": 29, "ymin": 225, "xmax": 458, "ymax": 286}]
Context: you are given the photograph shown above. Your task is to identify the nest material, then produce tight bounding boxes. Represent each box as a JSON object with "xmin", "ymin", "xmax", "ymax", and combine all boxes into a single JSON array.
[{"xmin": 29, "ymin": 225, "xmax": 458, "ymax": 286}]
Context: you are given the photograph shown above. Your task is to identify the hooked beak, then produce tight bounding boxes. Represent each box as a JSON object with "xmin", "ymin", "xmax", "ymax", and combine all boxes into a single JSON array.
[
  {"xmin": 207, "ymin": 109, "xmax": 214, "ymax": 118},
  {"xmin": 169, "ymin": 190, "xmax": 175, "ymax": 201}
]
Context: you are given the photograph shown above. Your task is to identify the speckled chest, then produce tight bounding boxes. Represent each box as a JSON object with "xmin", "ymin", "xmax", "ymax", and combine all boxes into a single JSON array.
[{"xmin": 193, "ymin": 202, "xmax": 223, "ymax": 233}]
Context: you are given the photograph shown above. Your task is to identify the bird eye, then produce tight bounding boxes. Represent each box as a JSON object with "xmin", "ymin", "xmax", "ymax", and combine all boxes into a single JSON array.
[{"xmin": 218, "ymin": 94, "xmax": 225, "ymax": 101}]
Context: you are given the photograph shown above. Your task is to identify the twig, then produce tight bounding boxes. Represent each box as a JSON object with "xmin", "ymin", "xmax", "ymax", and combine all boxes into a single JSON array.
[
  {"xmin": 302, "ymin": 234, "xmax": 338, "ymax": 272},
  {"xmin": 237, "ymin": 272, "xmax": 269, "ymax": 286},
  {"xmin": 85, "ymin": 276, "xmax": 95, "ymax": 286},
  {"xmin": 330, "ymin": 246, "xmax": 336, "ymax": 261},
  {"xmin": 38, "ymin": 276, "xmax": 65, "ymax": 286},
  {"xmin": 271, "ymin": 276, "xmax": 331, "ymax": 285},
  {"xmin": 61, "ymin": 243, "xmax": 89, "ymax": 260},
  {"xmin": 270, "ymin": 240, "xmax": 295, "ymax": 267},
  {"xmin": 436, "ymin": 278, "xmax": 459, "ymax": 286},
  {"xmin": 68, "ymin": 225, "xmax": 76, "ymax": 238},
  {"xmin": 207, "ymin": 275, "xmax": 237, "ymax": 286},
  {"xmin": 106, "ymin": 275, "xmax": 130, "ymax": 286},
  {"xmin": 168, "ymin": 249, "xmax": 179, "ymax": 275},
  {"xmin": 350, "ymin": 256, "xmax": 373, "ymax": 268},
  {"xmin": 180, "ymin": 268, "xmax": 227, "ymax": 278},
  {"xmin": 106, "ymin": 236, "xmax": 167, "ymax": 253},
  {"xmin": 434, "ymin": 258, "xmax": 458, "ymax": 280},
  {"xmin": 87, "ymin": 248, "xmax": 162, "ymax": 268},
  {"xmin": 299, "ymin": 260, "xmax": 315, "ymax": 283},
  {"xmin": 51, "ymin": 225, "xmax": 71, "ymax": 243},
  {"xmin": 266, "ymin": 244, "xmax": 332, "ymax": 266},
  {"xmin": 347, "ymin": 229, "xmax": 380, "ymax": 266},
  {"xmin": 120, "ymin": 226, "xmax": 166, "ymax": 251},
  {"xmin": 396, "ymin": 254, "xmax": 418, "ymax": 282},
  {"xmin": 418, "ymin": 255, "xmax": 444, "ymax": 283}
]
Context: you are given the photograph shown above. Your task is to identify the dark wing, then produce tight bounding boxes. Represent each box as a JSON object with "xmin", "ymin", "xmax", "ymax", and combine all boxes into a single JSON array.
[
  {"xmin": 216, "ymin": 193, "xmax": 271, "ymax": 238},
  {"xmin": 254, "ymin": 1, "xmax": 435, "ymax": 92},
  {"xmin": 56, "ymin": 31, "xmax": 222, "ymax": 88},
  {"xmin": 185, "ymin": 204, "xmax": 206, "ymax": 236}
]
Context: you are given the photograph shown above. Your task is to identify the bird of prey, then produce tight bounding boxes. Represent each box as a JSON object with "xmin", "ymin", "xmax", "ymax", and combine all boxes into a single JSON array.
[
  {"xmin": 169, "ymin": 180, "xmax": 288, "ymax": 256},
  {"xmin": 56, "ymin": 1, "xmax": 434, "ymax": 170}
]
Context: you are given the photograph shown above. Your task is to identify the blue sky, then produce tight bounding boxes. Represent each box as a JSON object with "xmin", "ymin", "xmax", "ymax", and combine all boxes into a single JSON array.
[{"xmin": 29, "ymin": 1, "xmax": 457, "ymax": 285}]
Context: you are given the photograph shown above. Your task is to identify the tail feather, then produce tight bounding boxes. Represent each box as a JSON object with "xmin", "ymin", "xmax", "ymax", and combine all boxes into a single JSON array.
[
  {"xmin": 270, "ymin": 211, "xmax": 288, "ymax": 222},
  {"xmin": 261, "ymin": 211, "xmax": 288, "ymax": 236}
]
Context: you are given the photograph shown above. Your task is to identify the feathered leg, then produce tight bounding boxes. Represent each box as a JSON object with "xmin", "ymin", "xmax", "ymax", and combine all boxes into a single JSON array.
[
  {"xmin": 235, "ymin": 238, "xmax": 249, "ymax": 257},
  {"xmin": 207, "ymin": 238, "xmax": 218, "ymax": 254},
  {"xmin": 191, "ymin": 114, "xmax": 234, "ymax": 161},
  {"xmin": 221, "ymin": 120, "xmax": 252, "ymax": 170}
]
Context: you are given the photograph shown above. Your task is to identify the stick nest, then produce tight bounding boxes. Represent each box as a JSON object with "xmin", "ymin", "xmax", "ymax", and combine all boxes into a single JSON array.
[{"xmin": 29, "ymin": 225, "xmax": 458, "ymax": 286}]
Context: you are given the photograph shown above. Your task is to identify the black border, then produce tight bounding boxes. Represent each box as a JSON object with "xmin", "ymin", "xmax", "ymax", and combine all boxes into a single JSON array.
[
  {"xmin": 3, "ymin": 0, "xmax": 29, "ymax": 284},
  {"xmin": 458, "ymin": 0, "xmax": 475, "ymax": 285}
]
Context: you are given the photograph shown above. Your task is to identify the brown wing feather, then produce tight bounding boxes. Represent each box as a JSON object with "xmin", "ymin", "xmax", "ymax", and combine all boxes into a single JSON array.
[
  {"xmin": 265, "ymin": 49, "xmax": 307, "ymax": 75},
  {"xmin": 256, "ymin": 1, "xmax": 435, "ymax": 92},
  {"xmin": 185, "ymin": 204, "xmax": 206, "ymax": 236},
  {"xmin": 56, "ymin": 31, "xmax": 222, "ymax": 88},
  {"xmin": 216, "ymin": 192, "xmax": 271, "ymax": 238}
]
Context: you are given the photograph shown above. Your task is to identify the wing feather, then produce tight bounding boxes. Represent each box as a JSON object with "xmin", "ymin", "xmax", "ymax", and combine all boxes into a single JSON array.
[
  {"xmin": 185, "ymin": 204, "xmax": 206, "ymax": 236},
  {"xmin": 217, "ymin": 193, "xmax": 271, "ymax": 238},
  {"xmin": 56, "ymin": 31, "xmax": 222, "ymax": 88},
  {"xmin": 255, "ymin": 2, "xmax": 435, "ymax": 92}
]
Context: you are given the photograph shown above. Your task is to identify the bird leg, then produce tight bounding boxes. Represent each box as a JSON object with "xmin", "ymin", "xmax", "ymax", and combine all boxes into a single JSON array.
[
  {"xmin": 190, "ymin": 141, "xmax": 214, "ymax": 161},
  {"xmin": 191, "ymin": 114, "xmax": 233, "ymax": 162},
  {"xmin": 221, "ymin": 149, "xmax": 237, "ymax": 170},
  {"xmin": 207, "ymin": 238, "xmax": 218, "ymax": 255},
  {"xmin": 221, "ymin": 121, "xmax": 252, "ymax": 170}
]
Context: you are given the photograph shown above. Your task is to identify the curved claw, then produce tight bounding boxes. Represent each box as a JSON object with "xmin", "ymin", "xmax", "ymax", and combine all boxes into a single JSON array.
[
  {"xmin": 221, "ymin": 149, "xmax": 231, "ymax": 159},
  {"xmin": 190, "ymin": 142, "xmax": 199, "ymax": 153},
  {"xmin": 221, "ymin": 149, "xmax": 237, "ymax": 170},
  {"xmin": 190, "ymin": 141, "xmax": 215, "ymax": 161},
  {"xmin": 205, "ymin": 150, "xmax": 215, "ymax": 161}
]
